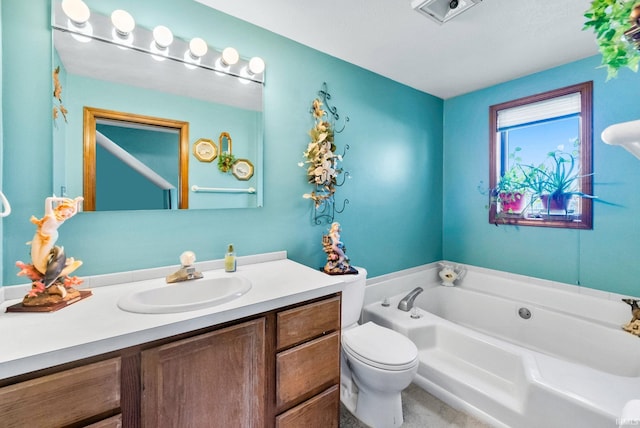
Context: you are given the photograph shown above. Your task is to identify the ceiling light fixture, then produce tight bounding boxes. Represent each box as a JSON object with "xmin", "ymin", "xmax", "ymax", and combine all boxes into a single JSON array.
[{"xmin": 411, "ymin": 0, "xmax": 482, "ymax": 24}]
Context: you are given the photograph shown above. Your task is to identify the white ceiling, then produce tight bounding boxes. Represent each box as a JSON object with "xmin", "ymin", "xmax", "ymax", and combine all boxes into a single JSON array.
[{"xmin": 195, "ymin": 0, "xmax": 599, "ymax": 99}]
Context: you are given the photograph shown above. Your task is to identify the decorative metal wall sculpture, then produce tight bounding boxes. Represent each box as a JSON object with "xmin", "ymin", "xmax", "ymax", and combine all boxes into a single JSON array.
[{"xmin": 300, "ymin": 82, "xmax": 350, "ymax": 225}]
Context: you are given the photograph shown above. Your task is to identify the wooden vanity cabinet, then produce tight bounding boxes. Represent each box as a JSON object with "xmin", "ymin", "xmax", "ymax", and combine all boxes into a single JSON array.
[
  {"xmin": 275, "ymin": 295, "xmax": 341, "ymax": 428},
  {"xmin": 0, "ymin": 293, "xmax": 341, "ymax": 428}
]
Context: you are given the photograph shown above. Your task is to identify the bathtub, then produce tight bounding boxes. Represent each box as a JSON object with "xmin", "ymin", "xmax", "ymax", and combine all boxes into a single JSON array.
[{"xmin": 362, "ymin": 265, "xmax": 640, "ymax": 428}]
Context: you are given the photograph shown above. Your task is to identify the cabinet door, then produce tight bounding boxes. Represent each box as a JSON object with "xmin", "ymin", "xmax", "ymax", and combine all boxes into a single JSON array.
[{"xmin": 141, "ymin": 318, "xmax": 265, "ymax": 428}]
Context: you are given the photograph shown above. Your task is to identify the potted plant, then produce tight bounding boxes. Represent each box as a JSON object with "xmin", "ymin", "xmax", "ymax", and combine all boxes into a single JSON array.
[
  {"xmin": 584, "ymin": 0, "xmax": 640, "ymax": 79},
  {"xmin": 492, "ymin": 147, "xmax": 527, "ymax": 214},
  {"xmin": 520, "ymin": 148, "xmax": 595, "ymax": 214},
  {"xmin": 493, "ymin": 166, "xmax": 527, "ymax": 214}
]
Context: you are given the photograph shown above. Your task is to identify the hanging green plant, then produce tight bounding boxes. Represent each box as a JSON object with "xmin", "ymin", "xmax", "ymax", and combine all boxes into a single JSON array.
[
  {"xmin": 584, "ymin": 0, "xmax": 640, "ymax": 79},
  {"xmin": 218, "ymin": 152, "xmax": 236, "ymax": 173}
]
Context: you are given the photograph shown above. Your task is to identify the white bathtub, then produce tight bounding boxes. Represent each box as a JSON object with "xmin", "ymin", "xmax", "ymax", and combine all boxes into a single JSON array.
[{"xmin": 362, "ymin": 265, "xmax": 640, "ymax": 428}]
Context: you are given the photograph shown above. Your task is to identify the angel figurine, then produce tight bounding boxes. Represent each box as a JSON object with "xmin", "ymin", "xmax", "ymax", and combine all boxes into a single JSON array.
[
  {"xmin": 16, "ymin": 196, "xmax": 85, "ymax": 307},
  {"xmin": 322, "ymin": 222, "xmax": 358, "ymax": 275}
]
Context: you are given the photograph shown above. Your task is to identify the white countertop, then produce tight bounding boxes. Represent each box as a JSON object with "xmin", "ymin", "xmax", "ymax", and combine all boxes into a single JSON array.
[{"xmin": 0, "ymin": 252, "xmax": 344, "ymax": 380}]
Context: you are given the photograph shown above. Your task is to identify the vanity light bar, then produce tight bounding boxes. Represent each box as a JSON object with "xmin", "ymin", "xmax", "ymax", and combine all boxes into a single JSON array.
[{"xmin": 53, "ymin": 0, "xmax": 265, "ymax": 84}]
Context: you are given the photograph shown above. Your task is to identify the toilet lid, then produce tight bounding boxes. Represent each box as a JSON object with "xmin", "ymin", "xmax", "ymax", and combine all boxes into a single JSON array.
[{"xmin": 342, "ymin": 322, "xmax": 418, "ymax": 370}]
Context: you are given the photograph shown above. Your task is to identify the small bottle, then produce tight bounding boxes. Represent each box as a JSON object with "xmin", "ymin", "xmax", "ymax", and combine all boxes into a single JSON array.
[{"xmin": 224, "ymin": 244, "xmax": 236, "ymax": 272}]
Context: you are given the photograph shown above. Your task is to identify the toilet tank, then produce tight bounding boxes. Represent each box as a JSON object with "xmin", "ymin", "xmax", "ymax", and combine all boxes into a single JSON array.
[{"xmin": 340, "ymin": 267, "xmax": 368, "ymax": 328}]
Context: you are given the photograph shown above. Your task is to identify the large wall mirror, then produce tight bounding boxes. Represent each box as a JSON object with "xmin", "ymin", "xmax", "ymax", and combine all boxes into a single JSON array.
[{"xmin": 51, "ymin": 0, "xmax": 264, "ymax": 211}]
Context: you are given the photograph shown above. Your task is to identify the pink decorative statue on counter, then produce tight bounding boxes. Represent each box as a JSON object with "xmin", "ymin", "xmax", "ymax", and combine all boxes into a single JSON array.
[{"xmin": 16, "ymin": 196, "xmax": 85, "ymax": 307}]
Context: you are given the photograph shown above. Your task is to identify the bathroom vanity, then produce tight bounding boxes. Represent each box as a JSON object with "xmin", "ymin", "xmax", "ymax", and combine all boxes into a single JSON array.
[{"xmin": 0, "ymin": 252, "xmax": 343, "ymax": 427}]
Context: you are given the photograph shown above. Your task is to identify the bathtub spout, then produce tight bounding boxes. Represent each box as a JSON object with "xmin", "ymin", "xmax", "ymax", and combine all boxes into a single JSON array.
[{"xmin": 398, "ymin": 287, "xmax": 424, "ymax": 312}]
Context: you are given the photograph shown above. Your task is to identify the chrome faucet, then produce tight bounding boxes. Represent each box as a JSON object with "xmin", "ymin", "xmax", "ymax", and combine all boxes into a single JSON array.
[
  {"xmin": 397, "ymin": 287, "xmax": 424, "ymax": 312},
  {"xmin": 166, "ymin": 251, "xmax": 203, "ymax": 283}
]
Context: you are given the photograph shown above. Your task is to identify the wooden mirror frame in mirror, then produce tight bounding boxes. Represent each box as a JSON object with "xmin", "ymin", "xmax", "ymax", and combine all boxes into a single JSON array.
[{"xmin": 83, "ymin": 107, "xmax": 189, "ymax": 211}]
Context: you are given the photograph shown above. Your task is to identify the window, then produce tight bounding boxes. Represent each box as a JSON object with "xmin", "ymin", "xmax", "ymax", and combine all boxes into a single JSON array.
[{"xmin": 489, "ymin": 81, "xmax": 593, "ymax": 229}]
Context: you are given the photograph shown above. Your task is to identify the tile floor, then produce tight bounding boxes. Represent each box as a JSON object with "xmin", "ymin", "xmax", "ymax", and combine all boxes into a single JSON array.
[{"xmin": 339, "ymin": 383, "xmax": 493, "ymax": 428}]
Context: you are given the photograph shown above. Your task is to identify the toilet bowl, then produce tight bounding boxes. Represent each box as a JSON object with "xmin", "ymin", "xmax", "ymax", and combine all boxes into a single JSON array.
[{"xmin": 340, "ymin": 268, "xmax": 419, "ymax": 428}]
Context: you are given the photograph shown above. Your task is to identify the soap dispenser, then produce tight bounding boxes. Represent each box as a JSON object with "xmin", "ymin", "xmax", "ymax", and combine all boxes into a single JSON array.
[{"xmin": 224, "ymin": 244, "xmax": 236, "ymax": 272}]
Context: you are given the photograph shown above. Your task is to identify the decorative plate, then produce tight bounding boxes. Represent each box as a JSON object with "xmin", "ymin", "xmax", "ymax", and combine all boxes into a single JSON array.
[
  {"xmin": 193, "ymin": 138, "xmax": 217, "ymax": 162},
  {"xmin": 231, "ymin": 159, "xmax": 254, "ymax": 180}
]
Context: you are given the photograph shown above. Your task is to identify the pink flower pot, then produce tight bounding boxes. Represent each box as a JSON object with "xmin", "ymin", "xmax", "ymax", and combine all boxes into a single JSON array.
[
  {"xmin": 541, "ymin": 193, "xmax": 572, "ymax": 214},
  {"xmin": 499, "ymin": 192, "xmax": 525, "ymax": 214}
]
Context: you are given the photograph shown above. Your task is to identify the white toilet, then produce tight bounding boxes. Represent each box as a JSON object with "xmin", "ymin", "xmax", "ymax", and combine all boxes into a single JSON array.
[{"xmin": 340, "ymin": 268, "xmax": 419, "ymax": 428}]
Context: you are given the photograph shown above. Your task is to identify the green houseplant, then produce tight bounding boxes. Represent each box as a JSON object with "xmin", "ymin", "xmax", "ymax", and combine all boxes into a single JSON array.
[
  {"xmin": 492, "ymin": 147, "xmax": 527, "ymax": 214},
  {"xmin": 584, "ymin": 0, "xmax": 640, "ymax": 79},
  {"xmin": 520, "ymin": 148, "xmax": 595, "ymax": 214},
  {"xmin": 493, "ymin": 166, "xmax": 527, "ymax": 214}
]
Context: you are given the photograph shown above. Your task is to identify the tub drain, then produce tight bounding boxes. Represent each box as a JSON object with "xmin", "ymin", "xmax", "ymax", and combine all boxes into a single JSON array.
[{"xmin": 518, "ymin": 307, "xmax": 532, "ymax": 319}]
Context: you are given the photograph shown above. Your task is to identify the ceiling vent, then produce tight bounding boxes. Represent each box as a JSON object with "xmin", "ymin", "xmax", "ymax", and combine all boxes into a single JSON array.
[{"xmin": 411, "ymin": 0, "xmax": 483, "ymax": 24}]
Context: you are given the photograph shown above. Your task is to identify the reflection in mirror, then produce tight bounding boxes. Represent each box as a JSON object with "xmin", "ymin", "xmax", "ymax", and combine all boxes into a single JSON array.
[
  {"xmin": 83, "ymin": 107, "xmax": 189, "ymax": 211},
  {"xmin": 51, "ymin": 0, "xmax": 264, "ymax": 211},
  {"xmin": 219, "ymin": 132, "xmax": 232, "ymax": 155}
]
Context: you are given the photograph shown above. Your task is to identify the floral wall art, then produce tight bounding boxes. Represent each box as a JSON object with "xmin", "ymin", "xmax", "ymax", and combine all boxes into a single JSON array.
[{"xmin": 300, "ymin": 83, "xmax": 350, "ymax": 225}]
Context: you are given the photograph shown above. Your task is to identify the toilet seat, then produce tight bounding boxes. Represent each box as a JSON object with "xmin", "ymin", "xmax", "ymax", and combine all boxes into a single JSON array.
[{"xmin": 342, "ymin": 322, "xmax": 418, "ymax": 371}]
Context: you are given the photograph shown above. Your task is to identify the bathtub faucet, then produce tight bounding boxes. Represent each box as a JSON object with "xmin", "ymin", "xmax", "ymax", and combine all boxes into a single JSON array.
[{"xmin": 397, "ymin": 287, "xmax": 424, "ymax": 312}]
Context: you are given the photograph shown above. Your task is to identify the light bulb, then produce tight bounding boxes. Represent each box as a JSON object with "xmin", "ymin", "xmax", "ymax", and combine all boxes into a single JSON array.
[
  {"xmin": 188, "ymin": 37, "xmax": 208, "ymax": 59},
  {"xmin": 62, "ymin": 0, "xmax": 90, "ymax": 25},
  {"xmin": 248, "ymin": 56, "xmax": 265, "ymax": 75},
  {"xmin": 111, "ymin": 9, "xmax": 135, "ymax": 36},
  {"xmin": 153, "ymin": 25, "xmax": 173, "ymax": 49},
  {"xmin": 221, "ymin": 47, "xmax": 239, "ymax": 66}
]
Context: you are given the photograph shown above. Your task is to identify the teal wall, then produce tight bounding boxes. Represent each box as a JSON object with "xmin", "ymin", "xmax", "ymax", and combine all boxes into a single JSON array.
[
  {"xmin": 1, "ymin": 0, "xmax": 443, "ymax": 285},
  {"xmin": 443, "ymin": 56, "xmax": 640, "ymax": 297},
  {"xmin": 9, "ymin": 1, "xmax": 636, "ymax": 296}
]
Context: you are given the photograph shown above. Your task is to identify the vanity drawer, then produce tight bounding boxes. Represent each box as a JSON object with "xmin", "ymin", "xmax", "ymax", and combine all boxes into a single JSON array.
[
  {"xmin": 0, "ymin": 357, "xmax": 121, "ymax": 428},
  {"xmin": 277, "ymin": 295, "xmax": 340, "ymax": 350},
  {"xmin": 276, "ymin": 331, "xmax": 340, "ymax": 411},
  {"xmin": 275, "ymin": 384, "xmax": 339, "ymax": 428},
  {"xmin": 85, "ymin": 414, "xmax": 122, "ymax": 428}
]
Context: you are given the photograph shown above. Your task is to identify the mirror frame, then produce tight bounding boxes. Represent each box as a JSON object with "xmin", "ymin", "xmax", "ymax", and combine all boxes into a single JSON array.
[
  {"xmin": 219, "ymin": 132, "xmax": 233, "ymax": 155},
  {"xmin": 83, "ymin": 107, "xmax": 189, "ymax": 211}
]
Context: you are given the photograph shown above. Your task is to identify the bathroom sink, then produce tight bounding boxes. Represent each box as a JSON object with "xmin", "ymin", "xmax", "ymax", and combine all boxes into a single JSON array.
[{"xmin": 117, "ymin": 276, "xmax": 252, "ymax": 314}]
